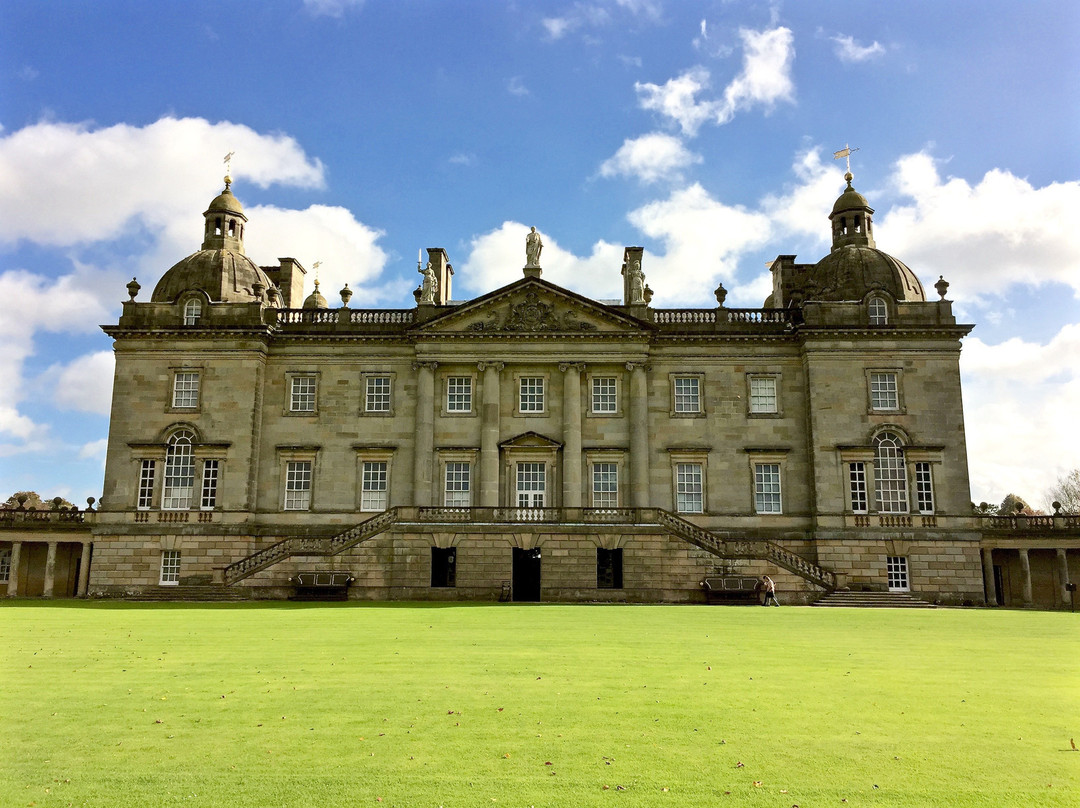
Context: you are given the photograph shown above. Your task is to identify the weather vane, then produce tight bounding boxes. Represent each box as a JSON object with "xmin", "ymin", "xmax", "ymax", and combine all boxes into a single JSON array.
[
  {"xmin": 312, "ymin": 260, "xmax": 322, "ymax": 288},
  {"xmin": 223, "ymin": 151, "xmax": 235, "ymax": 184},
  {"xmin": 833, "ymin": 144, "xmax": 860, "ymax": 174}
]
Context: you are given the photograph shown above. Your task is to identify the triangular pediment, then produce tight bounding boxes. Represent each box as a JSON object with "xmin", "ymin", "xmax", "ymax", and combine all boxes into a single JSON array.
[
  {"xmin": 499, "ymin": 431, "xmax": 563, "ymax": 450},
  {"xmin": 413, "ymin": 277, "xmax": 650, "ymax": 335}
]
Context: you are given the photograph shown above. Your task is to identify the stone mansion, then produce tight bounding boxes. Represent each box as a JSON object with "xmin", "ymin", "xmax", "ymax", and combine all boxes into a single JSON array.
[{"xmin": 3, "ymin": 171, "xmax": 1077, "ymax": 606}]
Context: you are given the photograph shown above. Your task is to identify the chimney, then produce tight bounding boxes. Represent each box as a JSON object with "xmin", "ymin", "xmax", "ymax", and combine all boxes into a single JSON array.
[{"xmin": 265, "ymin": 257, "xmax": 307, "ymax": 308}]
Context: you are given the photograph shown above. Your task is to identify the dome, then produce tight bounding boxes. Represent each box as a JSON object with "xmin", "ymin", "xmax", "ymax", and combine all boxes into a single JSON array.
[
  {"xmin": 205, "ymin": 186, "xmax": 245, "ymax": 216},
  {"xmin": 151, "ymin": 249, "xmax": 274, "ymax": 303},
  {"xmin": 806, "ymin": 244, "xmax": 925, "ymax": 302},
  {"xmin": 302, "ymin": 279, "xmax": 329, "ymax": 309},
  {"xmin": 832, "ymin": 185, "xmax": 869, "ymax": 215}
]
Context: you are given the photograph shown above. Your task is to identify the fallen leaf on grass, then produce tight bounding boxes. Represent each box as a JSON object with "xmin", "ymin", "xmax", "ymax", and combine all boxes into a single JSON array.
[
  {"xmin": 753, "ymin": 781, "xmax": 763, "ymax": 787},
  {"xmin": 735, "ymin": 762, "xmax": 744, "ymax": 768}
]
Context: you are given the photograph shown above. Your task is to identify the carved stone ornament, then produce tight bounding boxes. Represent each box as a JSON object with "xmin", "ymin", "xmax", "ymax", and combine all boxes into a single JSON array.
[{"xmin": 464, "ymin": 291, "xmax": 597, "ymax": 332}]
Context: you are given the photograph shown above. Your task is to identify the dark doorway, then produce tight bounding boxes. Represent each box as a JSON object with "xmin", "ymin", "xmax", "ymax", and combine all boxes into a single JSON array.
[
  {"xmin": 431, "ymin": 547, "xmax": 456, "ymax": 588},
  {"xmin": 596, "ymin": 548, "xmax": 623, "ymax": 589},
  {"xmin": 512, "ymin": 547, "xmax": 541, "ymax": 602},
  {"xmin": 993, "ymin": 564, "xmax": 1005, "ymax": 606}
]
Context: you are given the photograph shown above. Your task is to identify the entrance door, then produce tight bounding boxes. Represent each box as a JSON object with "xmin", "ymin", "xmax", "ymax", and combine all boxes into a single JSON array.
[
  {"xmin": 516, "ymin": 462, "xmax": 546, "ymax": 508},
  {"xmin": 512, "ymin": 547, "xmax": 542, "ymax": 602}
]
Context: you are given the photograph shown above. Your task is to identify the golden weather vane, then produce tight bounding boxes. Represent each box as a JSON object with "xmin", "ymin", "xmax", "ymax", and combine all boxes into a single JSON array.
[
  {"xmin": 223, "ymin": 151, "xmax": 235, "ymax": 185},
  {"xmin": 833, "ymin": 144, "xmax": 860, "ymax": 175}
]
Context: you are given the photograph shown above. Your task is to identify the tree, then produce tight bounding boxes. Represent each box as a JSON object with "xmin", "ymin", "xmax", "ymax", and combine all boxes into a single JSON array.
[
  {"xmin": 2, "ymin": 491, "xmax": 75, "ymax": 510},
  {"xmin": 1046, "ymin": 469, "xmax": 1080, "ymax": 514}
]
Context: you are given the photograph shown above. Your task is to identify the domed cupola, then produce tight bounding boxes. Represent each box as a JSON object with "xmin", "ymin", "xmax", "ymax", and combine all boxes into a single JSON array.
[
  {"xmin": 803, "ymin": 172, "xmax": 926, "ymax": 302},
  {"xmin": 201, "ymin": 176, "xmax": 248, "ymax": 254},
  {"xmin": 151, "ymin": 176, "xmax": 276, "ymax": 305},
  {"xmin": 830, "ymin": 171, "xmax": 875, "ymax": 250},
  {"xmin": 302, "ymin": 279, "xmax": 329, "ymax": 309}
]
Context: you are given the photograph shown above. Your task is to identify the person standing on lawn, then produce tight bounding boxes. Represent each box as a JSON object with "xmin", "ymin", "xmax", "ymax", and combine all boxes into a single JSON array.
[{"xmin": 762, "ymin": 575, "xmax": 779, "ymax": 606}]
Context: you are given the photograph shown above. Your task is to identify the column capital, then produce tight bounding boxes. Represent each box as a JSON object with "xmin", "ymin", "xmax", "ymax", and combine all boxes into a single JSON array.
[
  {"xmin": 478, "ymin": 361, "xmax": 505, "ymax": 372},
  {"xmin": 559, "ymin": 362, "xmax": 585, "ymax": 373},
  {"xmin": 412, "ymin": 361, "xmax": 439, "ymax": 372},
  {"xmin": 625, "ymin": 361, "xmax": 650, "ymax": 372}
]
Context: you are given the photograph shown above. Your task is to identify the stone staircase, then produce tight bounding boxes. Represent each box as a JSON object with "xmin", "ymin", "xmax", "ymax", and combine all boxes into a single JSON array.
[
  {"xmin": 812, "ymin": 590, "xmax": 935, "ymax": 608},
  {"xmin": 126, "ymin": 585, "xmax": 252, "ymax": 602}
]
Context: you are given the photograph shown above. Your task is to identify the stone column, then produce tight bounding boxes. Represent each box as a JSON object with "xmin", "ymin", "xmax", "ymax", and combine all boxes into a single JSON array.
[
  {"xmin": 627, "ymin": 362, "xmax": 650, "ymax": 507},
  {"xmin": 43, "ymin": 541, "xmax": 58, "ymax": 598},
  {"xmin": 77, "ymin": 542, "xmax": 92, "ymax": 597},
  {"xmin": 1057, "ymin": 548, "xmax": 1071, "ymax": 608},
  {"xmin": 1017, "ymin": 548, "xmax": 1033, "ymax": 607},
  {"xmin": 560, "ymin": 363, "xmax": 584, "ymax": 508},
  {"xmin": 479, "ymin": 362, "xmax": 504, "ymax": 507},
  {"xmin": 412, "ymin": 362, "xmax": 437, "ymax": 507},
  {"xmin": 981, "ymin": 547, "xmax": 997, "ymax": 606},
  {"xmin": 6, "ymin": 541, "xmax": 21, "ymax": 597}
]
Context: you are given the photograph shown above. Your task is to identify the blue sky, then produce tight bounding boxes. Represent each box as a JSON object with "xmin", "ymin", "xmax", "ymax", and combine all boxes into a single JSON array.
[{"xmin": 1, "ymin": 0, "xmax": 1078, "ymax": 508}]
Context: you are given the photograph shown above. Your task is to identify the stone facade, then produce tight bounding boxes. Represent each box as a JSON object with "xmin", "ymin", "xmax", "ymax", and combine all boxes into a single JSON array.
[{"xmin": 63, "ymin": 172, "xmax": 1075, "ymax": 607}]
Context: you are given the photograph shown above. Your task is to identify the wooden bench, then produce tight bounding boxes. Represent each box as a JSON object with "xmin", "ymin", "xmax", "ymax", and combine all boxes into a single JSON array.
[
  {"xmin": 702, "ymin": 576, "xmax": 762, "ymax": 605},
  {"xmin": 289, "ymin": 571, "xmax": 354, "ymax": 602}
]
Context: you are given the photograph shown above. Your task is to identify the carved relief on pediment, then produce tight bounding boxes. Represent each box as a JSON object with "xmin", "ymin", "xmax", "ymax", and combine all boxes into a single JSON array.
[{"xmin": 464, "ymin": 291, "xmax": 598, "ymax": 333}]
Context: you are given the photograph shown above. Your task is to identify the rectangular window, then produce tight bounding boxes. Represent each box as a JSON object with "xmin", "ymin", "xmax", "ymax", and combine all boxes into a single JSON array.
[
  {"xmin": 137, "ymin": 460, "xmax": 156, "ymax": 510},
  {"xmin": 431, "ymin": 547, "xmax": 457, "ymax": 588},
  {"xmin": 160, "ymin": 550, "xmax": 181, "ymax": 586},
  {"xmin": 673, "ymin": 376, "xmax": 700, "ymax": 413},
  {"xmin": 444, "ymin": 462, "xmax": 471, "ymax": 507},
  {"xmin": 596, "ymin": 548, "xmax": 623, "ymax": 589},
  {"xmin": 172, "ymin": 371, "xmax": 199, "ymax": 409},
  {"xmin": 591, "ymin": 377, "xmax": 617, "ymax": 413},
  {"xmin": 365, "ymin": 376, "xmax": 392, "ymax": 412},
  {"xmin": 516, "ymin": 462, "xmax": 546, "ymax": 508},
  {"xmin": 361, "ymin": 461, "xmax": 389, "ymax": 511},
  {"xmin": 446, "ymin": 377, "xmax": 472, "ymax": 412},
  {"xmin": 887, "ymin": 556, "xmax": 909, "ymax": 592},
  {"xmin": 754, "ymin": 463, "xmax": 782, "ymax": 514},
  {"xmin": 675, "ymin": 463, "xmax": 703, "ymax": 513},
  {"xmin": 290, "ymin": 375, "xmax": 316, "ymax": 412},
  {"xmin": 200, "ymin": 460, "xmax": 219, "ymax": 510},
  {"xmin": 870, "ymin": 372, "xmax": 899, "ymax": 411},
  {"xmin": 162, "ymin": 448, "xmax": 194, "ymax": 511},
  {"xmin": 849, "ymin": 462, "xmax": 868, "ymax": 514},
  {"xmin": 915, "ymin": 462, "xmax": 934, "ymax": 514},
  {"xmin": 519, "ymin": 377, "xmax": 545, "ymax": 413},
  {"xmin": 749, "ymin": 376, "xmax": 777, "ymax": 414},
  {"xmin": 592, "ymin": 463, "xmax": 619, "ymax": 508},
  {"xmin": 284, "ymin": 461, "xmax": 312, "ymax": 510},
  {"xmin": 0, "ymin": 547, "xmax": 11, "ymax": 584}
]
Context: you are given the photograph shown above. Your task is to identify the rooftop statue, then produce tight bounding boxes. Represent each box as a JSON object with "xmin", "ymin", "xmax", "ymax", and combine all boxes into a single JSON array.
[
  {"xmin": 525, "ymin": 226, "xmax": 543, "ymax": 268},
  {"xmin": 418, "ymin": 261, "xmax": 439, "ymax": 304}
]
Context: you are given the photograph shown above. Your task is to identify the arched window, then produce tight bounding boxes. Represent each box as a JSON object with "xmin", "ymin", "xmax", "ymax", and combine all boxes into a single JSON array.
[
  {"xmin": 162, "ymin": 430, "xmax": 196, "ymax": 510},
  {"xmin": 874, "ymin": 431, "xmax": 908, "ymax": 513},
  {"xmin": 868, "ymin": 296, "xmax": 888, "ymax": 325},
  {"xmin": 214, "ymin": 217, "xmax": 222, "ymax": 236},
  {"xmin": 228, "ymin": 219, "xmax": 236, "ymax": 237},
  {"xmin": 183, "ymin": 298, "xmax": 202, "ymax": 325}
]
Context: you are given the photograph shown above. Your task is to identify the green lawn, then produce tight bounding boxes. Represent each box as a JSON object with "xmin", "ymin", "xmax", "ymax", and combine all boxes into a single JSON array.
[{"xmin": 1, "ymin": 603, "xmax": 1077, "ymax": 808}]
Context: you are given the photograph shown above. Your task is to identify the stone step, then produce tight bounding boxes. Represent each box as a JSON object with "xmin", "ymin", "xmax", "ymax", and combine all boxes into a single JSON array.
[
  {"xmin": 127, "ymin": 586, "xmax": 251, "ymax": 602},
  {"xmin": 812, "ymin": 590, "xmax": 935, "ymax": 608}
]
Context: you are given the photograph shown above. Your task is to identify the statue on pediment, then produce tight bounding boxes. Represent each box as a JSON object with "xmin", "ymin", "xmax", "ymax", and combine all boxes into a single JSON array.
[
  {"xmin": 626, "ymin": 258, "xmax": 646, "ymax": 305},
  {"xmin": 525, "ymin": 227, "xmax": 543, "ymax": 268}
]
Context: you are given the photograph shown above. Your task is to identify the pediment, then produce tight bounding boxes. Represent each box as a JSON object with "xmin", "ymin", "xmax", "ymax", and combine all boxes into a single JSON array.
[
  {"xmin": 499, "ymin": 431, "xmax": 563, "ymax": 450},
  {"xmin": 414, "ymin": 278, "xmax": 649, "ymax": 335}
]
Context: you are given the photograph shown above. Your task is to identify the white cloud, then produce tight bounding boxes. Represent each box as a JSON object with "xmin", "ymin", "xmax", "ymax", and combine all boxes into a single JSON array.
[
  {"xmin": 598, "ymin": 132, "xmax": 702, "ymax": 184},
  {"xmin": 78, "ymin": 438, "xmax": 109, "ymax": 461},
  {"xmin": 52, "ymin": 350, "xmax": 115, "ymax": 415},
  {"xmin": 962, "ymin": 325, "xmax": 1080, "ymax": 505},
  {"xmin": 449, "ymin": 152, "xmax": 476, "ymax": 166},
  {"xmin": 832, "ymin": 34, "xmax": 885, "ymax": 63},
  {"xmin": 541, "ymin": 0, "xmax": 657, "ymax": 41},
  {"xmin": 247, "ymin": 204, "xmax": 390, "ymax": 302},
  {"xmin": 879, "ymin": 152, "xmax": 1080, "ymax": 297},
  {"xmin": 0, "ymin": 117, "xmax": 324, "ymax": 248},
  {"xmin": 760, "ymin": 147, "xmax": 845, "ymax": 244},
  {"xmin": 542, "ymin": 17, "xmax": 577, "ymax": 40},
  {"xmin": 302, "ymin": 0, "xmax": 364, "ymax": 17},
  {"xmin": 458, "ymin": 222, "xmax": 625, "ymax": 301},
  {"xmin": 507, "ymin": 76, "xmax": 530, "ymax": 97},
  {"xmin": 626, "ymin": 183, "xmax": 771, "ymax": 304},
  {"xmin": 635, "ymin": 26, "xmax": 795, "ymax": 135}
]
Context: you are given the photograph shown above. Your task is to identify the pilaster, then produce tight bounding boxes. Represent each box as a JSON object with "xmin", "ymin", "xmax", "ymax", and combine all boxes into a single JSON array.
[
  {"xmin": 560, "ymin": 363, "xmax": 584, "ymax": 508},
  {"xmin": 479, "ymin": 362, "xmax": 505, "ymax": 507},
  {"xmin": 627, "ymin": 362, "xmax": 650, "ymax": 507}
]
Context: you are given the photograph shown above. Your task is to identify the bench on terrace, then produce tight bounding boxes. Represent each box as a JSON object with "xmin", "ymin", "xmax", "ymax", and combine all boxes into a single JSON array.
[
  {"xmin": 289, "ymin": 571, "xmax": 354, "ymax": 602},
  {"xmin": 702, "ymin": 576, "xmax": 762, "ymax": 605}
]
